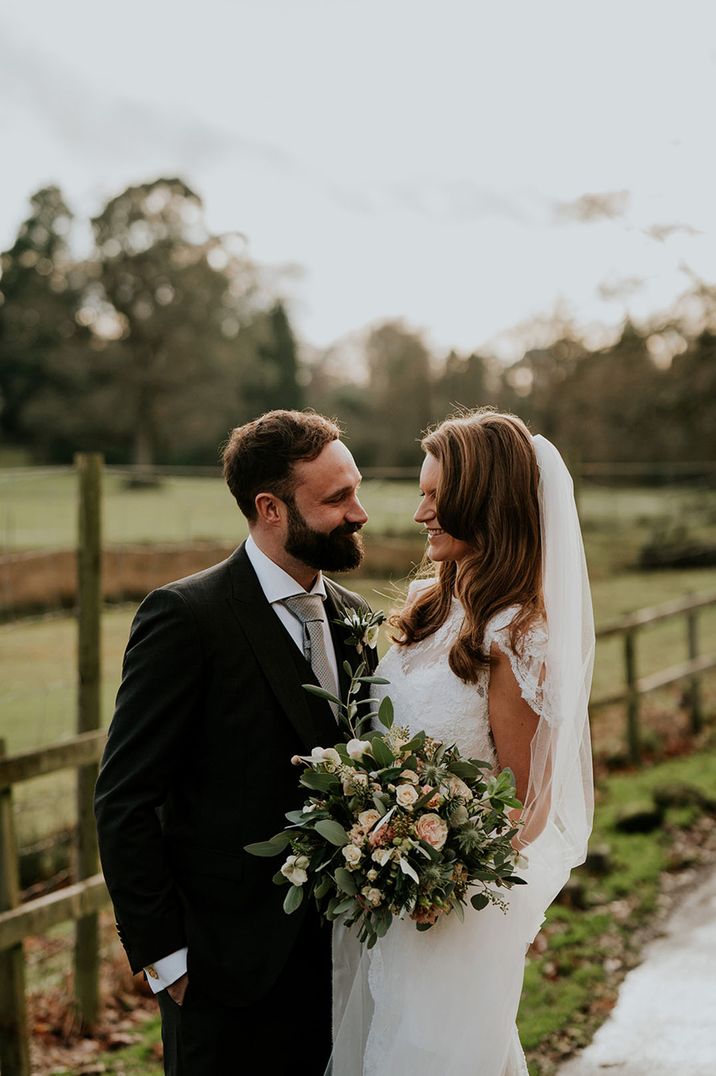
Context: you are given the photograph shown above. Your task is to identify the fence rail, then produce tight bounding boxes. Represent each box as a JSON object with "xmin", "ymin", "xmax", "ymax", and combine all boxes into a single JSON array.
[
  {"xmin": 0, "ymin": 454, "xmax": 103, "ymax": 1076},
  {"xmin": 0, "ymin": 456, "xmax": 715, "ymax": 1074},
  {"xmin": 590, "ymin": 590, "xmax": 716, "ymax": 762}
]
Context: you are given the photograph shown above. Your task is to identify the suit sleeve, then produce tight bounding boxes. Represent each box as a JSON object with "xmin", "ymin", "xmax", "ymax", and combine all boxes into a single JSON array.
[{"xmin": 94, "ymin": 587, "xmax": 203, "ymax": 973}]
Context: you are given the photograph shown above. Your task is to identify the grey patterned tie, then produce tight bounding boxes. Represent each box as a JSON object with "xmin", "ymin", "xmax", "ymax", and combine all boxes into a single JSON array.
[{"xmin": 282, "ymin": 594, "xmax": 340, "ymax": 717}]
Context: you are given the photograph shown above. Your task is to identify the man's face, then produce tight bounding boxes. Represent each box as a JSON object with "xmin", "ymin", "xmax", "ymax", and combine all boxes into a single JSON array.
[{"xmin": 283, "ymin": 440, "xmax": 368, "ymax": 572}]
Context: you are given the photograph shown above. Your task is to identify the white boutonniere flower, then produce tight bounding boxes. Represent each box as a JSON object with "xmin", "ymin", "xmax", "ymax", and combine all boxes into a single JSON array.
[{"xmin": 335, "ymin": 607, "xmax": 386, "ymax": 655}]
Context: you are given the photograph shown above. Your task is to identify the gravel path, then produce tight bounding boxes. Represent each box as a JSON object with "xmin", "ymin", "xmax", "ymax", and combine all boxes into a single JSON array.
[{"xmin": 557, "ymin": 863, "xmax": 716, "ymax": 1075}]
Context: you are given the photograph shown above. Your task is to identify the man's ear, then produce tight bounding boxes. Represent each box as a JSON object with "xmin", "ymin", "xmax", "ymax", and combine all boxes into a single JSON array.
[{"xmin": 254, "ymin": 492, "xmax": 284, "ymax": 526}]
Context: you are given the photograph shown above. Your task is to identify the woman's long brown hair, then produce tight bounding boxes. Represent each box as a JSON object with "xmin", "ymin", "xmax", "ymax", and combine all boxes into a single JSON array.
[{"xmin": 392, "ymin": 408, "xmax": 543, "ymax": 683}]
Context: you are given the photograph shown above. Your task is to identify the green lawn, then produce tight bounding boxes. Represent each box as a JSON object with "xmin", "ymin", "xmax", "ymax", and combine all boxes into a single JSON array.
[
  {"xmin": 2, "ymin": 470, "xmax": 715, "ymax": 580},
  {"xmin": 2, "ymin": 568, "xmax": 716, "ymax": 845}
]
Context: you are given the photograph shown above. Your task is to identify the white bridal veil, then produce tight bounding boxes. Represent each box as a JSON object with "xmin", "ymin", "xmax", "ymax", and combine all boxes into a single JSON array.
[{"xmin": 328, "ymin": 434, "xmax": 595, "ymax": 1076}]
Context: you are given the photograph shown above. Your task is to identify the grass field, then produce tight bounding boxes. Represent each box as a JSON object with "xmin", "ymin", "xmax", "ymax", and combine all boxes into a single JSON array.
[
  {"xmin": 2, "ymin": 569, "xmax": 716, "ymax": 846},
  {"xmin": 2, "ymin": 469, "xmax": 715, "ymax": 579}
]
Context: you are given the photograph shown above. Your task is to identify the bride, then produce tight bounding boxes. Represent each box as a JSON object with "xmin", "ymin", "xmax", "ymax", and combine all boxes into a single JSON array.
[{"xmin": 330, "ymin": 409, "xmax": 595, "ymax": 1075}]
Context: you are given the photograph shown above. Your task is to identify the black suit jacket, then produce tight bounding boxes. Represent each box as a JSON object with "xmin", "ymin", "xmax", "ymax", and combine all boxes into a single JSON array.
[{"xmin": 94, "ymin": 543, "xmax": 377, "ymax": 1006}]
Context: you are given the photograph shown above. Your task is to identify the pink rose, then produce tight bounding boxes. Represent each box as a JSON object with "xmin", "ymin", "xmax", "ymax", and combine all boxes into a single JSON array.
[
  {"xmin": 415, "ymin": 812, "xmax": 449, "ymax": 851},
  {"xmin": 369, "ymin": 825, "xmax": 394, "ymax": 848}
]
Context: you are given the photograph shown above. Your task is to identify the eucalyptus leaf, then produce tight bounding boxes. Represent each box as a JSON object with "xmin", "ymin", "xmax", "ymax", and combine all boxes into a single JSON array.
[
  {"xmin": 378, "ymin": 696, "xmax": 394, "ymax": 730},
  {"xmin": 301, "ymin": 771, "xmax": 340, "ymax": 792},
  {"xmin": 367, "ymin": 735, "xmax": 395, "ymax": 768},
  {"xmin": 357, "ymin": 675, "xmax": 391, "ymax": 685},
  {"xmin": 314, "ymin": 875, "xmax": 333, "ymax": 899},
  {"xmin": 333, "ymin": 896, "xmax": 357, "ymax": 916},
  {"xmin": 283, "ymin": 885, "xmax": 304, "ymax": 914},
  {"xmin": 315, "ymin": 819, "xmax": 350, "ymax": 846},
  {"xmin": 470, "ymin": 892, "xmax": 490, "ymax": 911},
  {"xmin": 243, "ymin": 832, "xmax": 291, "ymax": 857},
  {"xmin": 334, "ymin": 868, "xmax": 358, "ymax": 895},
  {"xmin": 448, "ymin": 760, "xmax": 479, "ymax": 781}
]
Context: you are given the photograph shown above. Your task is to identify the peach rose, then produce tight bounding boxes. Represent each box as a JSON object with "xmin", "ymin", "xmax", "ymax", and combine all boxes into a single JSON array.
[
  {"xmin": 396, "ymin": 784, "xmax": 419, "ymax": 808},
  {"xmin": 415, "ymin": 812, "xmax": 449, "ymax": 851}
]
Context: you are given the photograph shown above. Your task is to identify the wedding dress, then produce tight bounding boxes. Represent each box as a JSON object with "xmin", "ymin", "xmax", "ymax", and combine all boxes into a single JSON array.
[
  {"xmin": 332, "ymin": 586, "xmax": 539, "ymax": 1076},
  {"xmin": 330, "ymin": 436, "xmax": 595, "ymax": 1076}
]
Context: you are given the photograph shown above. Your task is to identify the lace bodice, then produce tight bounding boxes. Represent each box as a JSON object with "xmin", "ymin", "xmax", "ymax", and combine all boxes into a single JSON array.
[{"xmin": 373, "ymin": 580, "xmax": 547, "ymax": 765}]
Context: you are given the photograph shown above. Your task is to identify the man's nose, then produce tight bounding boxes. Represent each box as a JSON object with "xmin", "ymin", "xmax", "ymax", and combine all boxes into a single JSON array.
[{"xmin": 346, "ymin": 496, "xmax": 369, "ymax": 526}]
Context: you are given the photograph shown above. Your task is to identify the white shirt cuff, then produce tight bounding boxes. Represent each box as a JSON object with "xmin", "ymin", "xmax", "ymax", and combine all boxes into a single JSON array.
[{"xmin": 144, "ymin": 947, "xmax": 188, "ymax": 994}]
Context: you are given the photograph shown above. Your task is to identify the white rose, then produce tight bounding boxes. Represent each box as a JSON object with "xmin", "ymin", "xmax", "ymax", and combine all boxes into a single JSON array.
[
  {"xmin": 357, "ymin": 809, "xmax": 381, "ymax": 831},
  {"xmin": 371, "ymin": 848, "xmax": 392, "ymax": 866},
  {"xmin": 367, "ymin": 869, "xmax": 378, "ymax": 881},
  {"xmin": 365, "ymin": 624, "xmax": 381, "ymax": 649},
  {"xmin": 395, "ymin": 784, "xmax": 419, "ymax": 808},
  {"xmin": 347, "ymin": 738, "xmax": 372, "ymax": 761},
  {"xmin": 342, "ymin": 844, "xmax": 363, "ymax": 869},
  {"xmin": 280, "ymin": 854, "xmax": 309, "ymax": 887},
  {"xmin": 399, "ymin": 769, "xmax": 420, "ymax": 785},
  {"xmin": 361, "ymin": 886, "xmax": 383, "ymax": 907}
]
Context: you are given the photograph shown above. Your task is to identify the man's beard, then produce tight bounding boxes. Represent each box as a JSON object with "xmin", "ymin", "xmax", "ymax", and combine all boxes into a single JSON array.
[{"xmin": 284, "ymin": 500, "xmax": 364, "ymax": 572}]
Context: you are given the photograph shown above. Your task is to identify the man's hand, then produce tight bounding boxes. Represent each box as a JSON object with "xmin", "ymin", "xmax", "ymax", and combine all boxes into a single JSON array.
[{"xmin": 166, "ymin": 973, "xmax": 189, "ymax": 1006}]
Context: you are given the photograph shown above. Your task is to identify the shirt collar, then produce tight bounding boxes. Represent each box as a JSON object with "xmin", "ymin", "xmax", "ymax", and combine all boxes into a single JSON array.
[{"xmin": 245, "ymin": 534, "xmax": 327, "ymax": 605}]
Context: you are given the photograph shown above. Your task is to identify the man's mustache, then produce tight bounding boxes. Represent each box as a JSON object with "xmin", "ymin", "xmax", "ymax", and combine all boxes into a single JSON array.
[{"xmin": 333, "ymin": 522, "xmax": 364, "ymax": 536}]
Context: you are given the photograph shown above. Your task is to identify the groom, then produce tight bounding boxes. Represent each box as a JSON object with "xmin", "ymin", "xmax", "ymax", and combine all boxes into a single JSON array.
[{"xmin": 95, "ymin": 410, "xmax": 376, "ymax": 1075}]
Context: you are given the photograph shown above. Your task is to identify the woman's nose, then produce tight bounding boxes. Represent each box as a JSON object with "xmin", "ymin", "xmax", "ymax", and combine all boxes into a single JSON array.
[{"xmin": 414, "ymin": 502, "xmax": 434, "ymax": 524}]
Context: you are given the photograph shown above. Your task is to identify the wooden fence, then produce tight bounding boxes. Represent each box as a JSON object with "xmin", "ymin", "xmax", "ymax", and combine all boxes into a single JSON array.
[
  {"xmin": 590, "ymin": 590, "xmax": 716, "ymax": 763},
  {"xmin": 0, "ymin": 454, "xmax": 104, "ymax": 1076},
  {"xmin": 0, "ymin": 456, "xmax": 715, "ymax": 1073}
]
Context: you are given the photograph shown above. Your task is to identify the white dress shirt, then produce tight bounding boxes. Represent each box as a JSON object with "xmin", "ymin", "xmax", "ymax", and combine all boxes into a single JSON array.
[{"xmin": 144, "ymin": 535, "xmax": 340, "ymax": 992}]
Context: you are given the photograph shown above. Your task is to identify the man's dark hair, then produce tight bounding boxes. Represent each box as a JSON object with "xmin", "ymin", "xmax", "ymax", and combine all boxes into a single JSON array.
[{"xmin": 222, "ymin": 410, "xmax": 342, "ymax": 521}]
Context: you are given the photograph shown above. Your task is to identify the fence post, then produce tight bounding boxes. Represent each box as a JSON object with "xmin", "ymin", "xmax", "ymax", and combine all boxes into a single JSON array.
[
  {"xmin": 686, "ymin": 608, "xmax": 703, "ymax": 735},
  {"xmin": 74, "ymin": 453, "xmax": 103, "ymax": 1029},
  {"xmin": 0, "ymin": 739, "xmax": 31, "ymax": 1076},
  {"xmin": 624, "ymin": 628, "xmax": 641, "ymax": 765}
]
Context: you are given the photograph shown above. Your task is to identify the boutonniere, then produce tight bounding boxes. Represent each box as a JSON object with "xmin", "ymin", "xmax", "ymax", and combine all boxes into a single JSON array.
[{"xmin": 335, "ymin": 607, "xmax": 386, "ymax": 655}]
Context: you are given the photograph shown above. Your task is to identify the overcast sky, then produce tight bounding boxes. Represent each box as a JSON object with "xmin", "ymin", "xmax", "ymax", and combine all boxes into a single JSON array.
[{"xmin": 1, "ymin": 0, "xmax": 714, "ymax": 357}]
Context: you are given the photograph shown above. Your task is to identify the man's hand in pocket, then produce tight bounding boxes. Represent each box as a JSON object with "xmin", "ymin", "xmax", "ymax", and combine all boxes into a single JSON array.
[{"xmin": 166, "ymin": 973, "xmax": 188, "ymax": 1006}]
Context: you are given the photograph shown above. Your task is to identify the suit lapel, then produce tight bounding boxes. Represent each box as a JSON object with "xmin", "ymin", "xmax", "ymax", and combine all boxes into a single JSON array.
[{"xmin": 227, "ymin": 544, "xmax": 324, "ymax": 752}]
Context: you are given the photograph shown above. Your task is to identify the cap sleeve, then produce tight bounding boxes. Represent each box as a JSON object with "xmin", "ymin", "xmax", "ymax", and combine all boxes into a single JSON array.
[
  {"xmin": 406, "ymin": 577, "xmax": 437, "ymax": 603},
  {"xmin": 486, "ymin": 606, "xmax": 548, "ymax": 717}
]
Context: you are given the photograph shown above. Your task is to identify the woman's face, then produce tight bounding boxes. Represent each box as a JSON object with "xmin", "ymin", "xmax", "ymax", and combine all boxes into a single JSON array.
[{"xmin": 414, "ymin": 453, "xmax": 473, "ymax": 563}]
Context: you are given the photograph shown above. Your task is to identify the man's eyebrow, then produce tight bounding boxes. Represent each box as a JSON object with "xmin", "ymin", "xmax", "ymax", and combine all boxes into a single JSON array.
[
  {"xmin": 322, "ymin": 476, "xmax": 362, "ymax": 502},
  {"xmin": 322, "ymin": 485, "xmax": 352, "ymax": 502}
]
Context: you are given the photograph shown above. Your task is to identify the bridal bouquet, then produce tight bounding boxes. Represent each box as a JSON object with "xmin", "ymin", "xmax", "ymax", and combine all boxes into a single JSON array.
[{"xmin": 246, "ymin": 661, "xmax": 525, "ymax": 949}]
